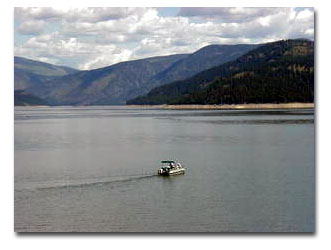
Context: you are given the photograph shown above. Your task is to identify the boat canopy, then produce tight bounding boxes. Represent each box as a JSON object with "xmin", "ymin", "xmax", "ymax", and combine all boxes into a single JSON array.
[{"xmin": 161, "ymin": 160, "xmax": 176, "ymax": 164}]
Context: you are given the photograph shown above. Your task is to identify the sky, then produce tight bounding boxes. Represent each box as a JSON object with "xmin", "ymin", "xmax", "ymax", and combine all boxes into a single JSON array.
[{"xmin": 14, "ymin": 7, "xmax": 314, "ymax": 70}]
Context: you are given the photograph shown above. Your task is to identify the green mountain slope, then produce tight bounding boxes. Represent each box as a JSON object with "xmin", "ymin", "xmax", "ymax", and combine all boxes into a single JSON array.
[
  {"xmin": 127, "ymin": 39, "xmax": 314, "ymax": 105},
  {"xmin": 14, "ymin": 56, "xmax": 79, "ymax": 90}
]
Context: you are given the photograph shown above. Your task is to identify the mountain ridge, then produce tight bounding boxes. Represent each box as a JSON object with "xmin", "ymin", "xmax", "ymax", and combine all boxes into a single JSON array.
[
  {"xmin": 14, "ymin": 56, "xmax": 80, "ymax": 91},
  {"xmin": 15, "ymin": 43, "xmax": 260, "ymax": 105},
  {"xmin": 127, "ymin": 39, "xmax": 314, "ymax": 105},
  {"xmin": 15, "ymin": 56, "xmax": 79, "ymax": 76}
]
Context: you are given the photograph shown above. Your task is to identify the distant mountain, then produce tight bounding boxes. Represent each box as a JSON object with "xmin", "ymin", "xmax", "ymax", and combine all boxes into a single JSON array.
[
  {"xmin": 15, "ymin": 56, "xmax": 78, "ymax": 76},
  {"xmin": 14, "ymin": 90, "xmax": 48, "ymax": 106},
  {"xmin": 14, "ymin": 56, "xmax": 79, "ymax": 90},
  {"xmin": 150, "ymin": 44, "xmax": 259, "ymax": 87},
  {"xmin": 15, "ymin": 43, "xmax": 259, "ymax": 105},
  {"xmin": 127, "ymin": 39, "xmax": 314, "ymax": 105},
  {"xmin": 32, "ymin": 54, "xmax": 188, "ymax": 105}
]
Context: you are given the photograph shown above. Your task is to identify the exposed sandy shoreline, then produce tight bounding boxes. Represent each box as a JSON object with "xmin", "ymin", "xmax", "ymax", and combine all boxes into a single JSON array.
[{"xmin": 127, "ymin": 103, "xmax": 314, "ymax": 110}]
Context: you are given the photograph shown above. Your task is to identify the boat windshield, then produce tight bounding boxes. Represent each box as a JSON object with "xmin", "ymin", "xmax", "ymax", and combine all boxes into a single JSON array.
[{"xmin": 161, "ymin": 160, "xmax": 175, "ymax": 164}]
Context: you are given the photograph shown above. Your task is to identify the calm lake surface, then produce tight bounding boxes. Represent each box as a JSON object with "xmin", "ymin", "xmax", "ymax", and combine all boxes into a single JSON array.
[{"xmin": 14, "ymin": 106, "xmax": 315, "ymax": 232}]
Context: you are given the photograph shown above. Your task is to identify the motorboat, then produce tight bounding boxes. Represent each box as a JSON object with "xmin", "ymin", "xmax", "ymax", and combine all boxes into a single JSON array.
[{"xmin": 158, "ymin": 160, "xmax": 185, "ymax": 176}]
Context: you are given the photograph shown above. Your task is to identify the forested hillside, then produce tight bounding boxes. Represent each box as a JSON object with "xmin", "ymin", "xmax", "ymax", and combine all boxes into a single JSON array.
[{"xmin": 127, "ymin": 39, "xmax": 314, "ymax": 105}]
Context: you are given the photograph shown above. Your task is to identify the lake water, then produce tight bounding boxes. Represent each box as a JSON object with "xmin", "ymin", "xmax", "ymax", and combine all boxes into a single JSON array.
[{"xmin": 14, "ymin": 106, "xmax": 315, "ymax": 232}]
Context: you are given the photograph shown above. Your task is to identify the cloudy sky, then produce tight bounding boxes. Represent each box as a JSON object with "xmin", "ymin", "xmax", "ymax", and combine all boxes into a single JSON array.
[{"xmin": 14, "ymin": 7, "xmax": 314, "ymax": 70}]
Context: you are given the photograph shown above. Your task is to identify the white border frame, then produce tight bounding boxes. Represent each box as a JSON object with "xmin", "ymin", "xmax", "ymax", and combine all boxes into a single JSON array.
[{"xmin": 2, "ymin": 1, "xmax": 329, "ymax": 250}]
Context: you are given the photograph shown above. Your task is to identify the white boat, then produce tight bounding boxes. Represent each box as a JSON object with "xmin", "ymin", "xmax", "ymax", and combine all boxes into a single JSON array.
[{"xmin": 158, "ymin": 160, "xmax": 185, "ymax": 176}]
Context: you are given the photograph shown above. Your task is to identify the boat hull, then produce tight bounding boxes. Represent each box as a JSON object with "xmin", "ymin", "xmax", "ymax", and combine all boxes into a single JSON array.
[{"xmin": 158, "ymin": 168, "xmax": 185, "ymax": 176}]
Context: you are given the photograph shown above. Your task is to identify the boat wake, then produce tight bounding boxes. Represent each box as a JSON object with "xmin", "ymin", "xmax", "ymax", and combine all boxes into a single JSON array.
[{"xmin": 15, "ymin": 173, "xmax": 158, "ymax": 192}]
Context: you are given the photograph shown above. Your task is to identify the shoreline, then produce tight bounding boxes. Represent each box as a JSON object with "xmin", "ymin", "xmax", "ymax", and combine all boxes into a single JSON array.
[
  {"xmin": 127, "ymin": 103, "xmax": 314, "ymax": 110},
  {"xmin": 15, "ymin": 103, "xmax": 315, "ymax": 110}
]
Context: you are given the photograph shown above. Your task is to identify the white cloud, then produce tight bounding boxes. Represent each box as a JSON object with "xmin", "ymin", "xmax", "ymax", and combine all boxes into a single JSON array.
[
  {"xmin": 14, "ymin": 7, "xmax": 153, "ymax": 23},
  {"xmin": 296, "ymin": 9, "xmax": 314, "ymax": 20},
  {"xmin": 17, "ymin": 20, "xmax": 46, "ymax": 35},
  {"xmin": 14, "ymin": 7, "xmax": 315, "ymax": 70},
  {"xmin": 34, "ymin": 56, "xmax": 59, "ymax": 65},
  {"xmin": 305, "ymin": 29, "xmax": 314, "ymax": 36},
  {"xmin": 178, "ymin": 7, "xmax": 282, "ymax": 22},
  {"xmin": 14, "ymin": 7, "xmax": 63, "ymax": 21},
  {"xmin": 258, "ymin": 16, "xmax": 271, "ymax": 27},
  {"xmin": 79, "ymin": 48, "xmax": 133, "ymax": 70}
]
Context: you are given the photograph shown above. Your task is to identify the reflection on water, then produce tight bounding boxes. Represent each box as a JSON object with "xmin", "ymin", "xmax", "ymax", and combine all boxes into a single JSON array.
[{"xmin": 15, "ymin": 106, "xmax": 315, "ymax": 232}]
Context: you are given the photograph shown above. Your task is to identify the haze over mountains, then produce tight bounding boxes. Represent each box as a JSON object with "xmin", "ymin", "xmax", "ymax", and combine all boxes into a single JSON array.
[{"xmin": 14, "ymin": 43, "xmax": 259, "ymax": 105}]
